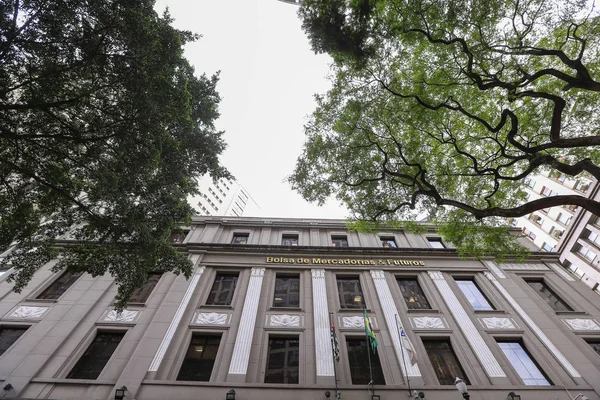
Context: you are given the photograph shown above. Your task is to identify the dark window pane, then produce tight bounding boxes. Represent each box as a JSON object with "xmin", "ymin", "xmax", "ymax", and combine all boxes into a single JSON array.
[
  {"xmin": 282, "ymin": 235, "xmax": 299, "ymax": 246},
  {"xmin": 586, "ymin": 340, "xmax": 600, "ymax": 358},
  {"xmin": 129, "ymin": 273, "xmax": 162, "ymax": 304},
  {"xmin": 273, "ymin": 275, "xmax": 300, "ymax": 307},
  {"xmin": 0, "ymin": 327, "xmax": 28, "ymax": 356},
  {"xmin": 380, "ymin": 237, "xmax": 397, "ymax": 248},
  {"xmin": 497, "ymin": 341, "xmax": 551, "ymax": 385},
  {"xmin": 525, "ymin": 280, "xmax": 573, "ymax": 312},
  {"xmin": 177, "ymin": 335, "xmax": 222, "ymax": 381},
  {"xmin": 332, "ymin": 236, "xmax": 348, "ymax": 247},
  {"xmin": 346, "ymin": 338, "xmax": 385, "ymax": 385},
  {"xmin": 37, "ymin": 270, "xmax": 83, "ymax": 300},
  {"xmin": 265, "ymin": 337, "xmax": 300, "ymax": 384},
  {"xmin": 423, "ymin": 339, "xmax": 469, "ymax": 385},
  {"xmin": 170, "ymin": 231, "xmax": 189, "ymax": 244},
  {"xmin": 206, "ymin": 273, "xmax": 238, "ymax": 305},
  {"xmin": 397, "ymin": 278, "xmax": 431, "ymax": 309},
  {"xmin": 67, "ymin": 331, "xmax": 124, "ymax": 379},
  {"xmin": 455, "ymin": 279, "xmax": 494, "ymax": 311},
  {"xmin": 232, "ymin": 233, "xmax": 249, "ymax": 244},
  {"xmin": 337, "ymin": 277, "xmax": 364, "ymax": 309}
]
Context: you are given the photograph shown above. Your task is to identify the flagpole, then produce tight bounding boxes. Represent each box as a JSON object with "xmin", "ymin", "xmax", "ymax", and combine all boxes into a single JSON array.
[
  {"xmin": 363, "ymin": 305, "xmax": 374, "ymax": 396},
  {"xmin": 328, "ymin": 312, "xmax": 341, "ymax": 400},
  {"xmin": 395, "ymin": 314, "xmax": 413, "ymax": 396}
]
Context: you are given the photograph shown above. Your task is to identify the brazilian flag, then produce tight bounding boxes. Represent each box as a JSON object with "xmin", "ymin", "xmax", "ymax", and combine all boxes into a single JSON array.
[{"xmin": 363, "ymin": 309, "xmax": 377, "ymax": 353}]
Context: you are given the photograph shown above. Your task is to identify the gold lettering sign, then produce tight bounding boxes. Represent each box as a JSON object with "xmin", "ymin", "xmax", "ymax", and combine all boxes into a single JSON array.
[{"xmin": 265, "ymin": 257, "xmax": 425, "ymax": 266}]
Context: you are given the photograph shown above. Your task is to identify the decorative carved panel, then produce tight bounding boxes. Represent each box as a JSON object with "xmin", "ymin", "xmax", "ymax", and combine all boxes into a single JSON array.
[
  {"xmin": 269, "ymin": 314, "xmax": 301, "ymax": 327},
  {"xmin": 411, "ymin": 316, "xmax": 446, "ymax": 329},
  {"xmin": 480, "ymin": 317, "xmax": 517, "ymax": 330},
  {"xmin": 194, "ymin": 312, "xmax": 229, "ymax": 325},
  {"xmin": 563, "ymin": 318, "xmax": 600, "ymax": 331},
  {"xmin": 6, "ymin": 306, "xmax": 50, "ymax": 320},
  {"xmin": 342, "ymin": 316, "xmax": 364, "ymax": 329},
  {"xmin": 499, "ymin": 263, "xmax": 549, "ymax": 270},
  {"xmin": 100, "ymin": 309, "xmax": 141, "ymax": 323}
]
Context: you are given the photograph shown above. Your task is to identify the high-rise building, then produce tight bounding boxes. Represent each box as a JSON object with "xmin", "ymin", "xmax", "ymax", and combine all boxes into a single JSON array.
[
  {"xmin": 511, "ymin": 170, "xmax": 595, "ymax": 252},
  {"xmin": 1, "ymin": 217, "xmax": 599, "ymax": 400},
  {"xmin": 187, "ymin": 174, "xmax": 258, "ymax": 217}
]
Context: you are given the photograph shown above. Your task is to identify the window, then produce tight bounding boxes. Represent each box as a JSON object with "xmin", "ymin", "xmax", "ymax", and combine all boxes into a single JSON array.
[
  {"xmin": 529, "ymin": 214, "xmax": 543, "ymax": 225},
  {"xmin": 497, "ymin": 341, "xmax": 551, "ymax": 385},
  {"xmin": 67, "ymin": 331, "xmax": 125, "ymax": 379},
  {"xmin": 231, "ymin": 233, "xmax": 249, "ymax": 244},
  {"xmin": 346, "ymin": 338, "xmax": 385, "ymax": 385},
  {"xmin": 169, "ymin": 230, "xmax": 189, "ymax": 244},
  {"xmin": 177, "ymin": 334, "xmax": 221, "ymax": 381},
  {"xmin": 522, "ymin": 228, "xmax": 536, "ymax": 240},
  {"xmin": 586, "ymin": 340, "xmax": 600, "ymax": 358},
  {"xmin": 206, "ymin": 273, "xmax": 238, "ymax": 306},
  {"xmin": 265, "ymin": 336, "xmax": 300, "ymax": 384},
  {"xmin": 455, "ymin": 279, "xmax": 494, "ymax": 311},
  {"xmin": 422, "ymin": 338, "xmax": 469, "ymax": 385},
  {"xmin": 0, "ymin": 326, "xmax": 28, "ymax": 356},
  {"xmin": 576, "ymin": 244, "xmax": 598, "ymax": 262},
  {"xmin": 586, "ymin": 230, "xmax": 600, "ymax": 247},
  {"xmin": 128, "ymin": 273, "xmax": 162, "ymax": 304},
  {"xmin": 574, "ymin": 180, "xmax": 590, "ymax": 192},
  {"xmin": 36, "ymin": 270, "xmax": 83, "ymax": 300},
  {"xmin": 540, "ymin": 186, "xmax": 558, "ymax": 197},
  {"xmin": 541, "ymin": 242, "xmax": 553, "ymax": 252},
  {"xmin": 427, "ymin": 238, "xmax": 445, "ymax": 249},
  {"xmin": 331, "ymin": 235, "xmax": 349, "ymax": 247},
  {"xmin": 282, "ymin": 234, "xmax": 299, "ymax": 246},
  {"xmin": 397, "ymin": 278, "xmax": 431, "ymax": 309},
  {"xmin": 556, "ymin": 212, "xmax": 571, "ymax": 225},
  {"xmin": 594, "ymin": 283, "xmax": 600, "ymax": 295},
  {"xmin": 524, "ymin": 178, "xmax": 535, "ymax": 188},
  {"xmin": 337, "ymin": 277, "xmax": 364, "ymax": 309},
  {"xmin": 380, "ymin": 237, "xmax": 397, "ymax": 248},
  {"xmin": 550, "ymin": 228, "xmax": 564, "ymax": 239},
  {"xmin": 525, "ymin": 279, "xmax": 573, "ymax": 312},
  {"xmin": 273, "ymin": 275, "xmax": 300, "ymax": 308}
]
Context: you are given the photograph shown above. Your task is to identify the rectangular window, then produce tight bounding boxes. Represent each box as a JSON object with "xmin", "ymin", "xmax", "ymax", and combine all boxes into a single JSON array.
[
  {"xmin": 169, "ymin": 230, "xmax": 189, "ymax": 244},
  {"xmin": 576, "ymin": 244, "xmax": 597, "ymax": 262},
  {"xmin": 586, "ymin": 340, "xmax": 600, "ymax": 358},
  {"xmin": 557, "ymin": 212, "xmax": 571, "ymax": 225},
  {"xmin": 0, "ymin": 326, "xmax": 28, "ymax": 356},
  {"xmin": 422, "ymin": 338, "xmax": 469, "ymax": 385},
  {"xmin": 397, "ymin": 278, "xmax": 431, "ymax": 309},
  {"xmin": 331, "ymin": 235, "xmax": 349, "ymax": 247},
  {"xmin": 380, "ymin": 237, "xmax": 397, "ymax": 248},
  {"xmin": 497, "ymin": 341, "xmax": 551, "ymax": 385},
  {"xmin": 265, "ymin": 336, "xmax": 300, "ymax": 384},
  {"xmin": 455, "ymin": 279, "xmax": 494, "ymax": 311},
  {"xmin": 346, "ymin": 338, "xmax": 385, "ymax": 385},
  {"xmin": 525, "ymin": 279, "xmax": 573, "ymax": 312},
  {"xmin": 128, "ymin": 273, "xmax": 162, "ymax": 304},
  {"xmin": 206, "ymin": 273, "xmax": 238, "ymax": 306},
  {"xmin": 36, "ymin": 270, "xmax": 83, "ymax": 300},
  {"xmin": 67, "ymin": 331, "xmax": 125, "ymax": 379},
  {"xmin": 231, "ymin": 233, "xmax": 249, "ymax": 244},
  {"xmin": 282, "ymin": 234, "xmax": 299, "ymax": 246},
  {"xmin": 177, "ymin": 334, "xmax": 221, "ymax": 381},
  {"xmin": 587, "ymin": 230, "xmax": 600, "ymax": 247},
  {"xmin": 427, "ymin": 238, "xmax": 445, "ymax": 249},
  {"xmin": 337, "ymin": 277, "xmax": 364, "ymax": 309},
  {"xmin": 541, "ymin": 242, "xmax": 553, "ymax": 252},
  {"xmin": 273, "ymin": 275, "xmax": 300, "ymax": 308},
  {"xmin": 529, "ymin": 214, "xmax": 543, "ymax": 225}
]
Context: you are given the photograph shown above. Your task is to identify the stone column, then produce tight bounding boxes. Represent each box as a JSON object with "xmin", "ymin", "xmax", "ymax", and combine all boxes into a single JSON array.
[{"xmin": 311, "ymin": 269, "xmax": 334, "ymax": 383}]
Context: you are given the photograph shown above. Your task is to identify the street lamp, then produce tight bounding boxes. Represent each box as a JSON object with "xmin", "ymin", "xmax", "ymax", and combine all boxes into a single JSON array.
[
  {"xmin": 454, "ymin": 377, "xmax": 470, "ymax": 399},
  {"xmin": 508, "ymin": 392, "xmax": 521, "ymax": 400},
  {"xmin": 226, "ymin": 389, "xmax": 236, "ymax": 400},
  {"xmin": 114, "ymin": 386, "xmax": 127, "ymax": 400}
]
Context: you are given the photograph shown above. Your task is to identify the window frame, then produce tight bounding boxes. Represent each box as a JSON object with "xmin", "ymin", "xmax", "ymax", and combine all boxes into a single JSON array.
[
  {"xmin": 344, "ymin": 335, "xmax": 387, "ymax": 385},
  {"xmin": 263, "ymin": 334, "xmax": 301, "ymax": 384},
  {"xmin": 335, "ymin": 274, "xmax": 366, "ymax": 310},
  {"xmin": 231, "ymin": 232, "xmax": 250, "ymax": 245},
  {"xmin": 379, "ymin": 236, "xmax": 398, "ymax": 248},
  {"xmin": 495, "ymin": 338, "xmax": 553, "ymax": 386},
  {"xmin": 175, "ymin": 332, "xmax": 223, "ymax": 382},
  {"xmin": 454, "ymin": 276, "xmax": 497, "ymax": 311},
  {"xmin": 204, "ymin": 271, "xmax": 240, "ymax": 306},
  {"xmin": 396, "ymin": 275, "xmax": 433, "ymax": 311},
  {"xmin": 272, "ymin": 272, "xmax": 301, "ymax": 309},
  {"xmin": 127, "ymin": 273, "xmax": 163, "ymax": 305},
  {"xmin": 64, "ymin": 328, "xmax": 127, "ymax": 380},
  {"xmin": 523, "ymin": 277, "xmax": 575, "ymax": 313},
  {"xmin": 421, "ymin": 336, "xmax": 471, "ymax": 386},
  {"xmin": 426, "ymin": 237, "xmax": 446, "ymax": 249},
  {"xmin": 281, "ymin": 233, "xmax": 299, "ymax": 246},
  {"xmin": 0, "ymin": 324, "xmax": 30, "ymax": 358},
  {"xmin": 331, "ymin": 235, "xmax": 349, "ymax": 247},
  {"xmin": 33, "ymin": 269, "xmax": 83, "ymax": 301}
]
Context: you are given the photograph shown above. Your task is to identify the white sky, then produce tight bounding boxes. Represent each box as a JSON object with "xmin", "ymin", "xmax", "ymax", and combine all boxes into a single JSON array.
[{"xmin": 154, "ymin": 0, "xmax": 348, "ymax": 219}]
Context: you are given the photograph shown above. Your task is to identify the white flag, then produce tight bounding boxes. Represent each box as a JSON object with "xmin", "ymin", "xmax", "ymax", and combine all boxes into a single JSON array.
[{"xmin": 400, "ymin": 328, "xmax": 418, "ymax": 366}]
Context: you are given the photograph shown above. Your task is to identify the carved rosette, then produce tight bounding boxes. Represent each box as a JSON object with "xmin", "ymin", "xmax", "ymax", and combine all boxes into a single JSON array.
[
  {"xmin": 480, "ymin": 317, "xmax": 517, "ymax": 330},
  {"xmin": 6, "ymin": 305, "xmax": 50, "ymax": 320},
  {"xmin": 194, "ymin": 312, "xmax": 229, "ymax": 325},
  {"xmin": 100, "ymin": 309, "xmax": 141, "ymax": 323},
  {"xmin": 269, "ymin": 314, "xmax": 301, "ymax": 327},
  {"xmin": 411, "ymin": 316, "xmax": 446, "ymax": 329},
  {"xmin": 563, "ymin": 318, "xmax": 600, "ymax": 331}
]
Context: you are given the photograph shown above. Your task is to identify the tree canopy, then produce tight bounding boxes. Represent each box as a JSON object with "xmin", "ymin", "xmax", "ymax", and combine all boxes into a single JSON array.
[
  {"xmin": 0, "ymin": 0, "xmax": 228, "ymax": 307},
  {"xmin": 290, "ymin": 0, "xmax": 600, "ymax": 257}
]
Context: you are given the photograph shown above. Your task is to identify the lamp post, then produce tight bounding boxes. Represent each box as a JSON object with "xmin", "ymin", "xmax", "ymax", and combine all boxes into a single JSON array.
[{"xmin": 454, "ymin": 377, "xmax": 470, "ymax": 399}]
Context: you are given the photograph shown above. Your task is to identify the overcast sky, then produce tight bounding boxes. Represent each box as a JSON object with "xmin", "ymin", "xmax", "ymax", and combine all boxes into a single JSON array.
[{"xmin": 154, "ymin": 0, "xmax": 348, "ymax": 219}]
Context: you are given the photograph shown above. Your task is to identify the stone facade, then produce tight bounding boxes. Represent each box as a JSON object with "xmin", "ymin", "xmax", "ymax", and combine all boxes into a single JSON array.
[{"xmin": 0, "ymin": 217, "xmax": 599, "ymax": 400}]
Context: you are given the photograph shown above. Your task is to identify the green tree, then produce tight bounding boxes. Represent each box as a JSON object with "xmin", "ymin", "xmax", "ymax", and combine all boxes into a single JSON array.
[
  {"xmin": 290, "ymin": 0, "xmax": 600, "ymax": 257},
  {"xmin": 0, "ymin": 0, "xmax": 228, "ymax": 307}
]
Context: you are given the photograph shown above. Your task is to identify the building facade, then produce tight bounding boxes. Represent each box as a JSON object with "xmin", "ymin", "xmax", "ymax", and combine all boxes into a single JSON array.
[
  {"xmin": 1, "ymin": 217, "xmax": 599, "ymax": 400},
  {"xmin": 187, "ymin": 174, "xmax": 258, "ymax": 217}
]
